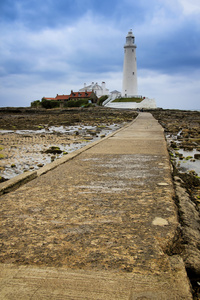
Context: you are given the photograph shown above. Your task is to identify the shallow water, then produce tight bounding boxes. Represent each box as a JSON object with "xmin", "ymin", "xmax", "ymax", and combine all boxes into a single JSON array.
[
  {"xmin": 167, "ymin": 136, "xmax": 200, "ymax": 176},
  {"xmin": 175, "ymin": 149, "xmax": 200, "ymax": 176}
]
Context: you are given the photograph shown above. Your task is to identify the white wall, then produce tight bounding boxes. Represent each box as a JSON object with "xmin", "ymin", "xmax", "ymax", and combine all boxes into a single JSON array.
[{"xmin": 105, "ymin": 98, "xmax": 157, "ymax": 109}]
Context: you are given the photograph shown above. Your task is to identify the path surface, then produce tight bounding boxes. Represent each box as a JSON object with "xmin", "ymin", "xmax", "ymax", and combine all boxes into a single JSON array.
[{"xmin": 0, "ymin": 113, "xmax": 192, "ymax": 299}]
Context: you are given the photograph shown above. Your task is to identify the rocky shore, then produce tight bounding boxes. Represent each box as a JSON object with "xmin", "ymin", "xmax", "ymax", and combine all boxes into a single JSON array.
[
  {"xmin": 151, "ymin": 109, "xmax": 200, "ymax": 299},
  {"xmin": 0, "ymin": 107, "xmax": 136, "ymax": 130},
  {"xmin": 151, "ymin": 109, "xmax": 200, "ymax": 201},
  {"xmin": 0, "ymin": 107, "xmax": 137, "ymax": 181}
]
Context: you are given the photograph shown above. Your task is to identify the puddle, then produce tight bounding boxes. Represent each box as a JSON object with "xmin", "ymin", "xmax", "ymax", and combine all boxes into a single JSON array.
[
  {"xmin": 167, "ymin": 135, "xmax": 200, "ymax": 176},
  {"xmin": 174, "ymin": 149, "xmax": 200, "ymax": 176}
]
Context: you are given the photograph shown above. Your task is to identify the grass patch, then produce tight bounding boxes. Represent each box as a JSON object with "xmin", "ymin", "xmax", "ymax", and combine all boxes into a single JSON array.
[{"xmin": 112, "ymin": 97, "xmax": 143, "ymax": 103}]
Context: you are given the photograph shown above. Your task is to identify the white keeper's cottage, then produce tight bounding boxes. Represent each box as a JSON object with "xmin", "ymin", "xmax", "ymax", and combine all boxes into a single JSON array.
[{"xmin": 79, "ymin": 81, "xmax": 109, "ymax": 98}]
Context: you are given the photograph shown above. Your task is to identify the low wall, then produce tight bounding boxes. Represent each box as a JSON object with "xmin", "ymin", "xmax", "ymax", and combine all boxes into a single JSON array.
[{"xmin": 105, "ymin": 98, "xmax": 157, "ymax": 109}]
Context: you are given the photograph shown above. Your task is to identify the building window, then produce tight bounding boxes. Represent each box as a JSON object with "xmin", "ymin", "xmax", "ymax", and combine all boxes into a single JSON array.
[
  {"xmin": 132, "ymin": 72, "xmax": 134, "ymax": 75},
  {"xmin": 132, "ymin": 49, "xmax": 134, "ymax": 52}
]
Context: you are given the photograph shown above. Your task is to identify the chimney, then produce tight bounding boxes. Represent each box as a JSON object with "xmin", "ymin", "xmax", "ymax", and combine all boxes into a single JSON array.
[{"xmin": 102, "ymin": 81, "xmax": 106, "ymax": 93}]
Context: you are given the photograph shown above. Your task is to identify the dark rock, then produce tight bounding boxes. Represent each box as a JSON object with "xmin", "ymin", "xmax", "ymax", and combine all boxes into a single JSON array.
[
  {"xmin": 170, "ymin": 141, "xmax": 177, "ymax": 149},
  {"xmin": 37, "ymin": 163, "xmax": 44, "ymax": 168},
  {"xmin": 44, "ymin": 146, "xmax": 62, "ymax": 155},
  {"xmin": 0, "ymin": 176, "xmax": 8, "ymax": 183}
]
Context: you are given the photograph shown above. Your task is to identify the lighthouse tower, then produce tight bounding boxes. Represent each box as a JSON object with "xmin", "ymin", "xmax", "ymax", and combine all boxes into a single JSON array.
[{"xmin": 122, "ymin": 30, "xmax": 138, "ymax": 97}]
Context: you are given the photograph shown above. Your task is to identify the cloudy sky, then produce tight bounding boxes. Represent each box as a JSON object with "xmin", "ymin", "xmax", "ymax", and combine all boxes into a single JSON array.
[{"xmin": 0, "ymin": 0, "xmax": 200, "ymax": 109}]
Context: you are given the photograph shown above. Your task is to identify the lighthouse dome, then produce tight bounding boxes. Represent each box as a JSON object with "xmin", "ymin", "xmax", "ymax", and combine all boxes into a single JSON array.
[{"xmin": 125, "ymin": 29, "xmax": 135, "ymax": 46}]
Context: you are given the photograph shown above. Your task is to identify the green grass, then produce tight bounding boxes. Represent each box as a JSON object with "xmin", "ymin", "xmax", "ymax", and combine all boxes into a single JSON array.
[{"xmin": 112, "ymin": 97, "xmax": 143, "ymax": 103}]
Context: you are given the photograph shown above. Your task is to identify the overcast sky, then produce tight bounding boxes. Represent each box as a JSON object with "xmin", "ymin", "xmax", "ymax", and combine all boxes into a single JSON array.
[{"xmin": 0, "ymin": 0, "xmax": 200, "ymax": 109}]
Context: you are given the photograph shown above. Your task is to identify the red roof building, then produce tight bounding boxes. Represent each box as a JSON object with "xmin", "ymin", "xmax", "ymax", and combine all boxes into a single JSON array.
[
  {"xmin": 44, "ymin": 90, "xmax": 98, "ymax": 103},
  {"xmin": 68, "ymin": 91, "xmax": 97, "ymax": 102}
]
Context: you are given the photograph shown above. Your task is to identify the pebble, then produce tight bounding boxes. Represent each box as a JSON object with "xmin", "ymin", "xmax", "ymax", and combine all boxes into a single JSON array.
[{"xmin": 152, "ymin": 217, "xmax": 169, "ymax": 226}]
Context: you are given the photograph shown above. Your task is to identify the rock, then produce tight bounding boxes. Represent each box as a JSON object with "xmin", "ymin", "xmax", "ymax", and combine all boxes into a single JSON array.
[
  {"xmin": 152, "ymin": 217, "xmax": 169, "ymax": 226},
  {"xmin": 183, "ymin": 246, "xmax": 200, "ymax": 278},
  {"xmin": 37, "ymin": 163, "xmax": 44, "ymax": 168},
  {"xmin": 170, "ymin": 141, "xmax": 177, "ymax": 149},
  {"xmin": 183, "ymin": 146, "xmax": 194, "ymax": 151},
  {"xmin": 194, "ymin": 153, "xmax": 200, "ymax": 160},
  {"xmin": 44, "ymin": 146, "xmax": 62, "ymax": 155},
  {"xmin": 188, "ymin": 170, "xmax": 198, "ymax": 176},
  {"xmin": 83, "ymin": 136, "xmax": 93, "ymax": 140},
  {"xmin": 86, "ymin": 129, "xmax": 97, "ymax": 136},
  {"xmin": 175, "ymin": 180, "xmax": 200, "ymax": 277},
  {"xmin": 174, "ymin": 176, "xmax": 184, "ymax": 184},
  {"xmin": 175, "ymin": 152, "xmax": 183, "ymax": 158},
  {"xmin": 0, "ymin": 176, "xmax": 8, "ymax": 183}
]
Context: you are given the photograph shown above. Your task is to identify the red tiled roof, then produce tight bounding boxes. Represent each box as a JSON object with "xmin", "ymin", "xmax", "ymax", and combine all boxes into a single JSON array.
[
  {"xmin": 55, "ymin": 94, "xmax": 70, "ymax": 100},
  {"xmin": 45, "ymin": 91, "xmax": 96, "ymax": 102},
  {"xmin": 69, "ymin": 91, "xmax": 93, "ymax": 98}
]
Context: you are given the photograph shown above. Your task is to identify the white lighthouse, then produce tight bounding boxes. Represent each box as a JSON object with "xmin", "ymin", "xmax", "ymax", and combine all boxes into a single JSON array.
[{"xmin": 122, "ymin": 30, "xmax": 138, "ymax": 97}]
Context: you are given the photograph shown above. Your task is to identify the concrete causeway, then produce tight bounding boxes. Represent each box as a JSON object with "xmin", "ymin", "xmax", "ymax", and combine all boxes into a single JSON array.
[{"xmin": 0, "ymin": 113, "xmax": 192, "ymax": 299}]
